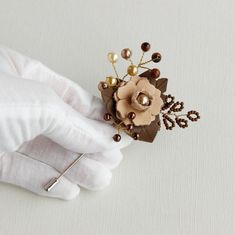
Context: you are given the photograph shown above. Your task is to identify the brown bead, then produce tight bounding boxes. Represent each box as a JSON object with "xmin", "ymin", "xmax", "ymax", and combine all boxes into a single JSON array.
[
  {"xmin": 170, "ymin": 101, "xmax": 184, "ymax": 112},
  {"xmin": 141, "ymin": 42, "xmax": 151, "ymax": 52},
  {"xmin": 103, "ymin": 113, "xmax": 112, "ymax": 121},
  {"xmin": 161, "ymin": 94, "xmax": 175, "ymax": 111},
  {"xmin": 128, "ymin": 112, "xmax": 136, "ymax": 120},
  {"xmin": 151, "ymin": 52, "xmax": 161, "ymax": 63},
  {"xmin": 163, "ymin": 115, "xmax": 175, "ymax": 130},
  {"xmin": 187, "ymin": 111, "xmax": 200, "ymax": 122},
  {"xmin": 176, "ymin": 118, "xmax": 188, "ymax": 128},
  {"xmin": 121, "ymin": 48, "xmax": 132, "ymax": 59},
  {"xmin": 98, "ymin": 82, "xmax": 108, "ymax": 91},
  {"xmin": 126, "ymin": 124, "xmax": 134, "ymax": 131},
  {"xmin": 101, "ymin": 82, "xmax": 108, "ymax": 89},
  {"xmin": 151, "ymin": 68, "xmax": 160, "ymax": 78},
  {"xmin": 133, "ymin": 133, "xmax": 140, "ymax": 140},
  {"xmin": 113, "ymin": 134, "xmax": 121, "ymax": 142}
]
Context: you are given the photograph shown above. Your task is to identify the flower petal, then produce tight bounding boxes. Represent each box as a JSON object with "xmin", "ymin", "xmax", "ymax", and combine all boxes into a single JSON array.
[
  {"xmin": 148, "ymin": 89, "xmax": 163, "ymax": 115},
  {"xmin": 136, "ymin": 78, "xmax": 157, "ymax": 96},
  {"xmin": 133, "ymin": 109, "xmax": 154, "ymax": 126},
  {"xmin": 150, "ymin": 97, "xmax": 163, "ymax": 115},
  {"xmin": 130, "ymin": 76, "xmax": 142, "ymax": 84},
  {"xmin": 113, "ymin": 91, "xmax": 119, "ymax": 102},
  {"xmin": 116, "ymin": 99, "xmax": 135, "ymax": 119},
  {"xmin": 116, "ymin": 81, "xmax": 136, "ymax": 100}
]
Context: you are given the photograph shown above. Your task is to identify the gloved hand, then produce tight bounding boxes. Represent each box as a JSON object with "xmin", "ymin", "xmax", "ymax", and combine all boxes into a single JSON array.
[{"xmin": 0, "ymin": 46, "xmax": 132, "ymax": 200}]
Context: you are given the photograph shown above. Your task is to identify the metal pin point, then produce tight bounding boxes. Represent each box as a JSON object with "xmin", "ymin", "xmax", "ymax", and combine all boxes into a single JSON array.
[{"xmin": 43, "ymin": 153, "xmax": 85, "ymax": 192}]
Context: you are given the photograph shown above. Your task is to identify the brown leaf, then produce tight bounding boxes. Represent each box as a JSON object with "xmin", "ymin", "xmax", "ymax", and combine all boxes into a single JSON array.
[
  {"xmin": 139, "ymin": 70, "xmax": 156, "ymax": 86},
  {"xmin": 133, "ymin": 115, "xmax": 160, "ymax": 142},
  {"xmin": 155, "ymin": 78, "xmax": 168, "ymax": 93},
  {"xmin": 161, "ymin": 94, "xmax": 167, "ymax": 102},
  {"xmin": 101, "ymin": 87, "xmax": 115, "ymax": 103}
]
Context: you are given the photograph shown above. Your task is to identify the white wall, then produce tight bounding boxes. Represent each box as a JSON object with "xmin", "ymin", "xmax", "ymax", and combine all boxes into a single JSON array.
[{"xmin": 0, "ymin": 0, "xmax": 234, "ymax": 234}]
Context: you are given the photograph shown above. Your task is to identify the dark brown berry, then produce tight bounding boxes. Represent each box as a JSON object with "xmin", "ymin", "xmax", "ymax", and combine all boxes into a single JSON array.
[
  {"xmin": 126, "ymin": 124, "xmax": 134, "ymax": 131},
  {"xmin": 128, "ymin": 112, "xmax": 136, "ymax": 120},
  {"xmin": 141, "ymin": 42, "xmax": 151, "ymax": 52},
  {"xmin": 151, "ymin": 68, "xmax": 160, "ymax": 78},
  {"xmin": 113, "ymin": 134, "xmax": 121, "ymax": 142},
  {"xmin": 151, "ymin": 52, "xmax": 161, "ymax": 63},
  {"xmin": 103, "ymin": 113, "xmax": 112, "ymax": 121},
  {"xmin": 133, "ymin": 133, "xmax": 140, "ymax": 140}
]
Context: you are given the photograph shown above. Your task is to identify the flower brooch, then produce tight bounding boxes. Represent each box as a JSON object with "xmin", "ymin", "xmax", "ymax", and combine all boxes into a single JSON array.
[
  {"xmin": 98, "ymin": 42, "xmax": 200, "ymax": 142},
  {"xmin": 43, "ymin": 42, "xmax": 201, "ymax": 192}
]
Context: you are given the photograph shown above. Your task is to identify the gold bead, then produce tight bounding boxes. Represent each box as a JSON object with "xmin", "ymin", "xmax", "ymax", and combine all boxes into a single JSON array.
[
  {"xmin": 121, "ymin": 48, "xmax": 132, "ymax": 60},
  {"xmin": 106, "ymin": 76, "xmax": 118, "ymax": 87},
  {"xmin": 137, "ymin": 93, "xmax": 150, "ymax": 106},
  {"xmin": 127, "ymin": 65, "xmax": 138, "ymax": 76},
  {"xmin": 107, "ymin": 52, "xmax": 118, "ymax": 63}
]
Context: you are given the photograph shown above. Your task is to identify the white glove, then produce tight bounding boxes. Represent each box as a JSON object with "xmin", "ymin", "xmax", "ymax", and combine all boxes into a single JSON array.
[{"xmin": 0, "ymin": 46, "xmax": 132, "ymax": 200}]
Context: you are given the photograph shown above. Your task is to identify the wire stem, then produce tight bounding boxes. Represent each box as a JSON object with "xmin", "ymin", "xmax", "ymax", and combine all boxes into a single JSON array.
[{"xmin": 112, "ymin": 63, "xmax": 119, "ymax": 78}]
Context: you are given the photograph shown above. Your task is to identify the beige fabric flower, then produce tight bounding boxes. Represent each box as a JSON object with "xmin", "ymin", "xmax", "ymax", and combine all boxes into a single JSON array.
[{"xmin": 115, "ymin": 76, "xmax": 163, "ymax": 126}]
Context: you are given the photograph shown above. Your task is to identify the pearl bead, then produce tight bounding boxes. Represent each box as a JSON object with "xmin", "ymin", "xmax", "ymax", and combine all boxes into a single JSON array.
[
  {"xmin": 106, "ymin": 76, "xmax": 118, "ymax": 87},
  {"xmin": 137, "ymin": 93, "xmax": 150, "ymax": 106},
  {"xmin": 107, "ymin": 52, "xmax": 118, "ymax": 63},
  {"xmin": 127, "ymin": 65, "xmax": 138, "ymax": 76},
  {"xmin": 141, "ymin": 42, "xmax": 151, "ymax": 52},
  {"xmin": 121, "ymin": 48, "xmax": 132, "ymax": 59}
]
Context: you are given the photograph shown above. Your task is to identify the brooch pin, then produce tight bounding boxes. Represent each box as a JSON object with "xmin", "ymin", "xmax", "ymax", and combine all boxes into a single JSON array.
[{"xmin": 44, "ymin": 42, "xmax": 200, "ymax": 191}]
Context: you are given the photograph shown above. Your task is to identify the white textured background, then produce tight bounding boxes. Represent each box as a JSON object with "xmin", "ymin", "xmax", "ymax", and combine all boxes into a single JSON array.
[{"xmin": 0, "ymin": 0, "xmax": 234, "ymax": 235}]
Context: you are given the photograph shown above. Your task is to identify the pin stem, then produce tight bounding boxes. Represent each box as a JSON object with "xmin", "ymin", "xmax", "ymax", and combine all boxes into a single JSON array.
[{"xmin": 43, "ymin": 153, "xmax": 85, "ymax": 191}]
